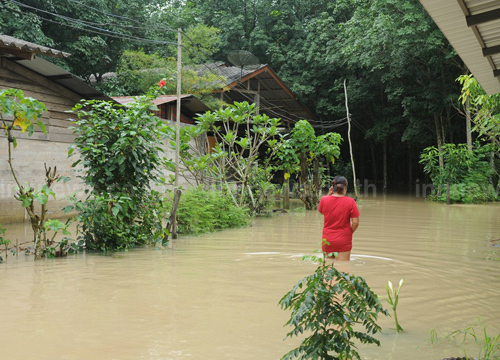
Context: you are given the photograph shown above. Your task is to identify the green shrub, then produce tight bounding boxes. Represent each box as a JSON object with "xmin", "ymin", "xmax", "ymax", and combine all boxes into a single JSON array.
[{"xmin": 174, "ymin": 186, "xmax": 251, "ymax": 235}]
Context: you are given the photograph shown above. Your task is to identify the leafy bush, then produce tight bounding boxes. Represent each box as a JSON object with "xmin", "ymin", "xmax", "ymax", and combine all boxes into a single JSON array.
[
  {"xmin": 174, "ymin": 186, "xmax": 251, "ymax": 235},
  {"xmin": 70, "ymin": 90, "xmax": 170, "ymax": 251}
]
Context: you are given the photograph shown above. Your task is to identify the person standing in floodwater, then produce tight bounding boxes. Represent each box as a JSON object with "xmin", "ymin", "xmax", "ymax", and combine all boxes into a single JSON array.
[{"xmin": 318, "ymin": 176, "xmax": 360, "ymax": 261}]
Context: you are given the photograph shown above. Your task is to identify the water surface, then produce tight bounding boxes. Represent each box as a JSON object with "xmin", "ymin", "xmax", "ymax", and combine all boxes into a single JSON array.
[{"xmin": 1, "ymin": 195, "xmax": 499, "ymax": 360}]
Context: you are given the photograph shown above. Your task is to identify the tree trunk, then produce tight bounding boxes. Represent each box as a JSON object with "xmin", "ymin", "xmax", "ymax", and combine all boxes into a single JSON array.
[
  {"xmin": 370, "ymin": 140, "xmax": 378, "ymax": 184},
  {"xmin": 435, "ymin": 114, "xmax": 444, "ymax": 170},
  {"xmin": 383, "ymin": 139, "xmax": 387, "ymax": 194},
  {"xmin": 465, "ymin": 97, "xmax": 473, "ymax": 153},
  {"xmin": 408, "ymin": 148, "xmax": 413, "ymax": 191},
  {"xmin": 446, "ymin": 179, "xmax": 451, "ymax": 205},
  {"xmin": 313, "ymin": 158, "xmax": 320, "ymax": 205}
]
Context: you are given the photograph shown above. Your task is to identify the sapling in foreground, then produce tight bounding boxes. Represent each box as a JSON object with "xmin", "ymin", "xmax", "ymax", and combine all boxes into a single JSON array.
[{"xmin": 279, "ymin": 253, "xmax": 389, "ymax": 360}]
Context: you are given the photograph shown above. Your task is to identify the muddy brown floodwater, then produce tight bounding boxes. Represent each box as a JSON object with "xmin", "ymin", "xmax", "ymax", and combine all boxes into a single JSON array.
[{"xmin": 0, "ymin": 195, "xmax": 499, "ymax": 360}]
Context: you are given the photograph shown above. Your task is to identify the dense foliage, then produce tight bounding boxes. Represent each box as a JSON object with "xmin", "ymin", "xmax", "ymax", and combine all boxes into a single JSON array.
[
  {"xmin": 70, "ymin": 91, "xmax": 170, "ymax": 251},
  {"xmin": 420, "ymin": 143, "xmax": 498, "ymax": 204}
]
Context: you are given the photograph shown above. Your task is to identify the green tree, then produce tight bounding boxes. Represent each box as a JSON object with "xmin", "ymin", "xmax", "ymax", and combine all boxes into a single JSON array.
[
  {"xmin": 458, "ymin": 74, "xmax": 500, "ymax": 147},
  {"xmin": 279, "ymin": 252, "xmax": 388, "ymax": 360},
  {"xmin": 336, "ymin": 0, "xmax": 464, "ymax": 187},
  {"xmin": 8, "ymin": 0, "xmax": 156, "ymax": 81},
  {"xmin": 166, "ymin": 101, "xmax": 280, "ymax": 215},
  {"xmin": 70, "ymin": 88, "xmax": 171, "ymax": 251},
  {"xmin": 0, "ymin": 1, "xmax": 53, "ymax": 46},
  {"xmin": 275, "ymin": 120, "xmax": 342, "ymax": 210}
]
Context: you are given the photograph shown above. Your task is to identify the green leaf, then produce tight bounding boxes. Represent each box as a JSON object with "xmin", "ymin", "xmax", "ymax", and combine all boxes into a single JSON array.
[
  {"xmin": 37, "ymin": 120, "xmax": 47, "ymax": 135},
  {"xmin": 112, "ymin": 206, "xmax": 120, "ymax": 217}
]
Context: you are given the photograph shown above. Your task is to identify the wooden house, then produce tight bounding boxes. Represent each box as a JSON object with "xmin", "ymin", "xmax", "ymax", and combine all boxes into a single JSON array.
[
  {"xmin": 0, "ymin": 35, "xmax": 113, "ymax": 223},
  {"xmin": 208, "ymin": 62, "xmax": 316, "ymax": 128}
]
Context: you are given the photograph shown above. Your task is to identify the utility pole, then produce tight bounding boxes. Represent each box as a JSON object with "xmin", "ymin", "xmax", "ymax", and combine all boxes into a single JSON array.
[
  {"xmin": 175, "ymin": 28, "xmax": 182, "ymax": 187},
  {"xmin": 169, "ymin": 28, "xmax": 183, "ymax": 240},
  {"xmin": 344, "ymin": 79, "xmax": 359, "ymax": 199}
]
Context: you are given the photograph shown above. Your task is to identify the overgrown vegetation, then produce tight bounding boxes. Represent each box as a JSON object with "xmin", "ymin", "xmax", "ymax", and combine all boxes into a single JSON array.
[
  {"xmin": 420, "ymin": 143, "xmax": 498, "ymax": 204},
  {"xmin": 173, "ymin": 186, "xmax": 251, "ymax": 236},
  {"xmin": 69, "ymin": 89, "xmax": 171, "ymax": 251},
  {"xmin": 419, "ymin": 75, "xmax": 500, "ymax": 205},
  {"xmin": 279, "ymin": 252, "xmax": 388, "ymax": 360}
]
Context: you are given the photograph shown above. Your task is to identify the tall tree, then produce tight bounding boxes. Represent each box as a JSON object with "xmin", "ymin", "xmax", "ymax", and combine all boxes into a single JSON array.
[{"xmin": 4, "ymin": 0, "xmax": 156, "ymax": 81}]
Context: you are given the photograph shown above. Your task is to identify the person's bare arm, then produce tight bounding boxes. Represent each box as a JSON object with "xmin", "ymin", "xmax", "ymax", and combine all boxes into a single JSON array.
[{"xmin": 351, "ymin": 217, "xmax": 359, "ymax": 233}]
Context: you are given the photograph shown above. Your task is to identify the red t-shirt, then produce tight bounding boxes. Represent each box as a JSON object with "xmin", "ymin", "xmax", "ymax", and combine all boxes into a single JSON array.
[{"xmin": 318, "ymin": 195, "xmax": 360, "ymax": 253}]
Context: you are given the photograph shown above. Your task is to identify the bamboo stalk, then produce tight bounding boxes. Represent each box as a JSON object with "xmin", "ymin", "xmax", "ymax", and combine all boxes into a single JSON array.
[{"xmin": 344, "ymin": 79, "xmax": 359, "ymax": 199}]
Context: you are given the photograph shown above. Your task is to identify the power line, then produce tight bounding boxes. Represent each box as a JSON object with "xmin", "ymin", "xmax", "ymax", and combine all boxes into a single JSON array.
[
  {"xmin": 3, "ymin": 0, "xmax": 178, "ymax": 45},
  {"xmin": 65, "ymin": 0, "xmax": 179, "ymax": 34},
  {"xmin": 3, "ymin": 1, "xmax": 322, "ymax": 125}
]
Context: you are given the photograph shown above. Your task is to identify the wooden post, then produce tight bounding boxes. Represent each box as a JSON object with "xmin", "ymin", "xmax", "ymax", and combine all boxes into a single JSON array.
[
  {"xmin": 344, "ymin": 79, "xmax": 359, "ymax": 199},
  {"xmin": 165, "ymin": 189, "xmax": 182, "ymax": 242}
]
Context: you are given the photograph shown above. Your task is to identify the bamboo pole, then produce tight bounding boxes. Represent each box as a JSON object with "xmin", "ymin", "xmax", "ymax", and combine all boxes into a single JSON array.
[{"xmin": 344, "ymin": 79, "xmax": 359, "ymax": 199}]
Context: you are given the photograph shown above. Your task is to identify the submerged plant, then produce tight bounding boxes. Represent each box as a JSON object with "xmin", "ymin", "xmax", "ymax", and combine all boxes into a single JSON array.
[
  {"xmin": 384, "ymin": 279, "xmax": 404, "ymax": 333},
  {"xmin": 430, "ymin": 319, "xmax": 500, "ymax": 360},
  {"xmin": 279, "ymin": 253, "xmax": 389, "ymax": 360},
  {"xmin": 0, "ymin": 225, "xmax": 9, "ymax": 262}
]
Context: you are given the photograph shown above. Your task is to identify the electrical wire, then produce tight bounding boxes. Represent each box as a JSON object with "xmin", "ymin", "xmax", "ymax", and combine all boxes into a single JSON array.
[
  {"xmin": 3, "ymin": 0, "xmax": 178, "ymax": 45},
  {"xmin": 3, "ymin": 0, "xmax": 327, "ymax": 125},
  {"xmin": 65, "ymin": 0, "xmax": 180, "ymax": 35}
]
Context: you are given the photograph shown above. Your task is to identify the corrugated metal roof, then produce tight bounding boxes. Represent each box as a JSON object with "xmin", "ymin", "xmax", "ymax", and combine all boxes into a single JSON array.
[
  {"xmin": 419, "ymin": 0, "xmax": 500, "ymax": 94},
  {"xmin": 0, "ymin": 34, "xmax": 70, "ymax": 58}
]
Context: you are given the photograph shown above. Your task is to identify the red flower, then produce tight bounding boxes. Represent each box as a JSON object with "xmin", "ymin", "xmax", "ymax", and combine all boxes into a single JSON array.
[{"xmin": 158, "ymin": 79, "xmax": 167, "ymax": 89}]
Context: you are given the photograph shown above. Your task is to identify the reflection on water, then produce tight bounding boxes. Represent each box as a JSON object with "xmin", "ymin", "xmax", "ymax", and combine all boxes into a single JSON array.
[{"xmin": 1, "ymin": 195, "xmax": 500, "ymax": 360}]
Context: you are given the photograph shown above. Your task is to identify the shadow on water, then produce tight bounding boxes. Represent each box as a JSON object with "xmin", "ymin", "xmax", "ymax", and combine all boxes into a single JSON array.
[{"xmin": 0, "ymin": 195, "xmax": 499, "ymax": 360}]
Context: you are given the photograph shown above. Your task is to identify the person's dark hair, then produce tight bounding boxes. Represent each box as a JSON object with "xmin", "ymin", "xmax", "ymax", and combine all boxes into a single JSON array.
[{"xmin": 331, "ymin": 176, "xmax": 348, "ymax": 195}]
